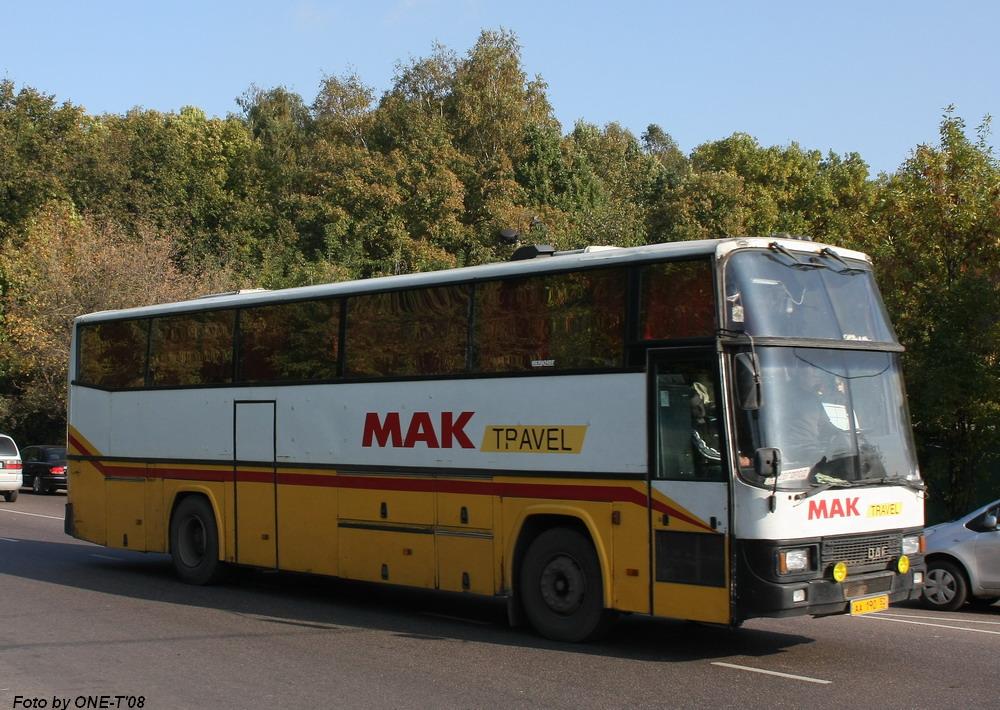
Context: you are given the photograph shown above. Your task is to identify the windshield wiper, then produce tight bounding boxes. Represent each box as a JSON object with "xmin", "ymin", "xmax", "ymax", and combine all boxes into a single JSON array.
[
  {"xmin": 818, "ymin": 247, "xmax": 867, "ymax": 274},
  {"xmin": 795, "ymin": 474, "xmax": 926, "ymax": 501},
  {"xmin": 768, "ymin": 241, "xmax": 823, "ymax": 269},
  {"xmin": 854, "ymin": 475, "xmax": 927, "ymax": 492},
  {"xmin": 795, "ymin": 472, "xmax": 855, "ymax": 500}
]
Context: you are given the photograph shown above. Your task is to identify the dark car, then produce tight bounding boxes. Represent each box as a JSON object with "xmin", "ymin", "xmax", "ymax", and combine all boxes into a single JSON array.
[{"xmin": 21, "ymin": 445, "xmax": 67, "ymax": 494}]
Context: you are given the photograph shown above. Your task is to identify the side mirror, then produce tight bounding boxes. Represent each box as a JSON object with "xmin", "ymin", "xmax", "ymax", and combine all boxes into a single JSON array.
[
  {"xmin": 755, "ymin": 447, "xmax": 782, "ymax": 479},
  {"xmin": 735, "ymin": 353, "xmax": 761, "ymax": 410},
  {"xmin": 983, "ymin": 513, "xmax": 998, "ymax": 531}
]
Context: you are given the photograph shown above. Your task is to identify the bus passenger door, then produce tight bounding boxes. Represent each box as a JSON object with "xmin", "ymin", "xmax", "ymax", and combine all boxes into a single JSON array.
[
  {"xmin": 234, "ymin": 400, "xmax": 277, "ymax": 569},
  {"xmin": 649, "ymin": 350, "xmax": 731, "ymax": 624}
]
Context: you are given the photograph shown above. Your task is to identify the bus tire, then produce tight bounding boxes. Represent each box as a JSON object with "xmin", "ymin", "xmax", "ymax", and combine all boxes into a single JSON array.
[
  {"xmin": 170, "ymin": 496, "xmax": 226, "ymax": 585},
  {"xmin": 519, "ymin": 527, "xmax": 615, "ymax": 642}
]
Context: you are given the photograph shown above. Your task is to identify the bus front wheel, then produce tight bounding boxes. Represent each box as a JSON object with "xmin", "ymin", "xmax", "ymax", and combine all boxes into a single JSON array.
[
  {"xmin": 170, "ymin": 496, "xmax": 226, "ymax": 585},
  {"xmin": 519, "ymin": 527, "xmax": 615, "ymax": 642}
]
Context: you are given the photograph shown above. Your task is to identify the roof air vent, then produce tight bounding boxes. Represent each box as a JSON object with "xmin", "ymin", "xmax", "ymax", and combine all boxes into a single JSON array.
[{"xmin": 510, "ymin": 244, "xmax": 556, "ymax": 261}]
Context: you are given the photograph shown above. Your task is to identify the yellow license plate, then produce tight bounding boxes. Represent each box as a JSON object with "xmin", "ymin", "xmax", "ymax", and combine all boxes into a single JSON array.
[{"xmin": 850, "ymin": 594, "xmax": 889, "ymax": 616}]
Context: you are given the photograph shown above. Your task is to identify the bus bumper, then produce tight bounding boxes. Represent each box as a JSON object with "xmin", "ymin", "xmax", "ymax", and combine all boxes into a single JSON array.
[{"xmin": 736, "ymin": 555, "xmax": 926, "ymax": 620}]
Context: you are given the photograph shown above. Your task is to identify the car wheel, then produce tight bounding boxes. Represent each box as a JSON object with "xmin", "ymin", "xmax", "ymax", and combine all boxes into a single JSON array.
[
  {"xmin": 32, "ymin": 476, "xmax": 43, "ymax": 494},
  {"xmin": 169, "ymin": 496, "xmax": 226, "ymax": 585},
  {"xmin": 519, "ymin": 527, "xmax": 616, "ymax": 642},
  {"xmin": 922, "ymin": 560, "xmax": 968, "ymax": 611},
  {"xmin": 2, "ymin": 490, "xmax": 18, "ymax": 502}
]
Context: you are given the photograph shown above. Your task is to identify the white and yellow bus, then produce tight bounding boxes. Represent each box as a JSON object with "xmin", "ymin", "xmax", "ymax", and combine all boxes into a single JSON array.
[{"xmin": 65, "ymin": 237, "xmax": 926, "ymax": 641}]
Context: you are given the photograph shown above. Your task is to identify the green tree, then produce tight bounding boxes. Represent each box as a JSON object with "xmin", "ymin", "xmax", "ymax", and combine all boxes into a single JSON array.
[
  {"xmin": 0, "ymin": 81, "xmax": 91, "ymax": 240},
  {"xmin": 648, "ymin": 132, "xmax": 874, "ymax": 245},
  {"xmin": 866, "ymin": 109, "xmax": 1000, "ymax": 517}
]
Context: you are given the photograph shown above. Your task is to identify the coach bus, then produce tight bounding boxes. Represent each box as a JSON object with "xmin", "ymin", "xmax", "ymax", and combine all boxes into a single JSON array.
[{"xmin": 65, "ymin": 236, "xmax": 926, "ymax": 641}]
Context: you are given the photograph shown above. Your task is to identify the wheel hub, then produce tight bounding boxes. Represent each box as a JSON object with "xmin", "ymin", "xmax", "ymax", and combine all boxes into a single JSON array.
[
  {"xmin": 925, "ymin": 568, "xmax": 956, "ymax": 604},
  {"xmin": 178, "ymin": 517, "xmax": 207, "ymax": 568},
  {"xmin": 539, "ymin": 554, "xmax": 586, "ymax": 615}
]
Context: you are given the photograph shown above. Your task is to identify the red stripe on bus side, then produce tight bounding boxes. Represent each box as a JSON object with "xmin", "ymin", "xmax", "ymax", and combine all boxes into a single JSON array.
[{"xmin": 68, "ymin": 432, "xmax": 714, "ymax": 533}]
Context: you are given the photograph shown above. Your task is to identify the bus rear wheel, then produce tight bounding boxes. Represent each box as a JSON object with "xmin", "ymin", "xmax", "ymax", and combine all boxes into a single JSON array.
[
  {"xmin": 519, "ymin": 527, "xmax": 615, "ymax": 642},
  {"xmin": 170, "ymin": 496, "xmax": 226, "ymax": 585}
]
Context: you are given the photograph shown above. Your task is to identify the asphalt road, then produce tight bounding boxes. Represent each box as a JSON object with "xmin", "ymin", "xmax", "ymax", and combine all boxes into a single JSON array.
[{"xmin": 1, "ymin": 492, "xmax": 997, "ymax": 710}]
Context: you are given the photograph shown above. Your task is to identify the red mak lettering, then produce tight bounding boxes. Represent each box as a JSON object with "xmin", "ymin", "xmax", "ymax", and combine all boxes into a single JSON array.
[
  {"xmin": 808, "ymin": 497, "xmax": 861, "ymax": 520},
  {"xmin": 362, "ymin": 411, "xmax": 475, "ymax": 449}
]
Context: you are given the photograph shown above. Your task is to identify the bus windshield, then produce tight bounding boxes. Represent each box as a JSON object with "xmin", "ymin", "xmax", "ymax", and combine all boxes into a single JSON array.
[
  {"xmin": 724, "ymin": 248, "xmax": 896, "ymax": 342},
  {"xmin": 735, "ymin": 347, "xmax": 921, "ymax": 491}
]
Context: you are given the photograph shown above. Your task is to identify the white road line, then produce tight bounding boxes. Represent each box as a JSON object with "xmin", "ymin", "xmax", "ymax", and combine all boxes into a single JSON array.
[
  {"xmin": 90, "ymin": 553, "xmax": 122, "ymax": 561},
  {"xmin": 876, "ymin": 612, "xmax": 1000, "ymax": 626},
  {"xmin": 0, "ymin": 508, "xmax": 62, "ymax": 520},
  {"xmin": 0, "ymin": 537, "xmax": 18, "ymax": 542},
  {"xmin": 710, "ymin": 662, "xmax": 832, "ymax": 684},
  {"xmin": 857, "ymin": 615, "xmax": 1000, "ymax": 635}
]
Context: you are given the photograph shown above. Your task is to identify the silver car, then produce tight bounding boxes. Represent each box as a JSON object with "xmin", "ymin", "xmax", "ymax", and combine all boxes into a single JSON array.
[{"xmin": 922, "ymin": 499, "xmax": 1000, "ymax": 611}]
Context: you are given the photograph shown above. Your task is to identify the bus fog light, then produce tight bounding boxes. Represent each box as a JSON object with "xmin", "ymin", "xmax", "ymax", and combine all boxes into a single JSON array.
[
  {"xmin": 779, "ymin": 548, "xmax": 810, "ymax": 574},
  {"xmin": 833, "ymin": 561, "xmax": 848, "ymax": 582},
  {"xmin": 901, "ymin": 535, "xmax": 921, "ymax": 556},
  {"xmin": 792, "ymin": 589, "xmax": 807, "ymax": 603},
  {"xmin": 897, "ymin": 555, "xmax": 910, "ymax": 574},
  {"xmin": 914, "ymin": 571, "xmax": 923, "ymax": 585}
]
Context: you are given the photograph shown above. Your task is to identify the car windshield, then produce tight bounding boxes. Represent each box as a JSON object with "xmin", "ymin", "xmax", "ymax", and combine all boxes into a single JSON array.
[
  {"xmin": 735, "ymin": 347, "xmax": 920, "ymax": 490},
  {"xmin": 724, "ymin": 248, "xmax": 897, "ymax": 342},
  {"xmin": 0, "ymin": 437, "xmax": 16, "ymax": 456},
  {"xmin": 46, "ymin": 448, "xmax": 66, "ymax": 461}
]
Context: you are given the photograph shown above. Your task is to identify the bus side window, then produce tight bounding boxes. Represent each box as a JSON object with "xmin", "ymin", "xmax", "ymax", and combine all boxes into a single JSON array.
[
  {"xmin": 77, "ymin": 319, "xmax": 149, "ymax": 389},
  {"xmin": 474, "ymin": 268, "xmax": 625, "ymax": 373},
  {"xmin": 639, "ymin": 260, "xmax": 715, "ymax": 341}
]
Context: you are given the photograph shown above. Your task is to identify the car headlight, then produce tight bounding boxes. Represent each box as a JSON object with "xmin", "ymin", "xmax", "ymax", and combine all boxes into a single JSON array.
[
  {"xmin": 902, "ymin": 535, "xmax": 922, "ymax": 556},
  {"xmin": 778, "ymin": 548, "xmax": 811, "ymax": 574}
]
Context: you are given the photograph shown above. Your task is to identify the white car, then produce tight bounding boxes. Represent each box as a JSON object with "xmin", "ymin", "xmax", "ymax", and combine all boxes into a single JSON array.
[
  {"xmin": 0, "ymin": 434, "xmax": 22, "ymax": 502},
  {"xmin": 922, "ymin": 499, "xmax": 1000, "ymax": 611}
]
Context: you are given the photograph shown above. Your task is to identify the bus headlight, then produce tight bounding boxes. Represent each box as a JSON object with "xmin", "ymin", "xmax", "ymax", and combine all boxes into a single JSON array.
[
  {"xmin": 901, "ymin": 535, "xmax": 922, "ymax": 555},
  {"xmin": 778, "ymin": 548, "xmax": 811, "ymax": 574}
]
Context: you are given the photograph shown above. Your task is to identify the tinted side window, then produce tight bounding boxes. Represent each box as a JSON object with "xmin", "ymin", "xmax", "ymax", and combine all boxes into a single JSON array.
[
  {"xmin": 77, "ymin": 319, "xmax": 149, "ymax": 388},
  {"xmin": 345, "ymin": 285, "xmax": 470, "ymax": 377},
  {"xmin": 475, "ymin": 268, "xmax": 626, "ymax": 373},
  {"xmin": 150, "ymin": 311, "xmax": 235, "ymax": 386},
  {"xmin": 239, "ymin": 300, "xmax": 340, "ymax": 383},
  {"xmin": 639, "ymin": 260, "xmax": 716, "ymax": 340},
  {"xmin": 21, "ymin": 447, "xmax": 37, "ymax": 462}
]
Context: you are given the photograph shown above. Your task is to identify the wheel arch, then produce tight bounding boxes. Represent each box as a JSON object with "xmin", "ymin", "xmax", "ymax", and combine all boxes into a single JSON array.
[
  {"xmin": 506, "ymin": 506, "xmax": 613, "ymax": 610},
  {"xmin": 925, "ymin": 551, "xmax": 971, "ymax": 585}
]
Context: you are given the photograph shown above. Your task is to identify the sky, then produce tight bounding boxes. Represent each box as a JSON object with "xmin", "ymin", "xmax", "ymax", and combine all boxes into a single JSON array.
[{"xmin": 3, "ymin": 0, "xmax": 998, "ymax": 175}]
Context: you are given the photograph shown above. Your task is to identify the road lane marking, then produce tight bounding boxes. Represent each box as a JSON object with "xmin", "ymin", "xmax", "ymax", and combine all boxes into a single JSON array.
[
  {"xmin": 857, "ymin": 615, "xmax": 1000, "ymax": 635},
  {"xmin": 0, "ymin": 537, "xmax": 18, "ymax": 542},
  {"xmin": 0, "ymin": 508, "xmax": 62, "ymax": 520},
  {"xmin": 711, "ymin": 662, "xmax": 832, "ymax": 684},
  {"xmin": 876, "ymin": 612, "xmax": 1000, "ymax": 625},
  {"xmin": 90, "ymin": 553, "xmax": 123, "ymax": 561}
]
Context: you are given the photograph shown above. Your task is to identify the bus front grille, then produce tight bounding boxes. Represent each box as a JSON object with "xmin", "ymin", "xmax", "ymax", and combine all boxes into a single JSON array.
[{"xmin": 821, "ymin": 533, "xmax": 902, "ymax": 570}]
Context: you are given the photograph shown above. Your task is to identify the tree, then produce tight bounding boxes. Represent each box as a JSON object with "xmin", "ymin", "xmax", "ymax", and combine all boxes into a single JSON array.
[
  {"xmin": 0, "ymin": 81, "xmax": 91, "ymax": 241},
  {"xmin": 0, "ymin": 203, "xmax": 241, "ymax": 441},
  {"xmin": 866, "ymin": 109, "xmax": 1000, "ymax": 517}
]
